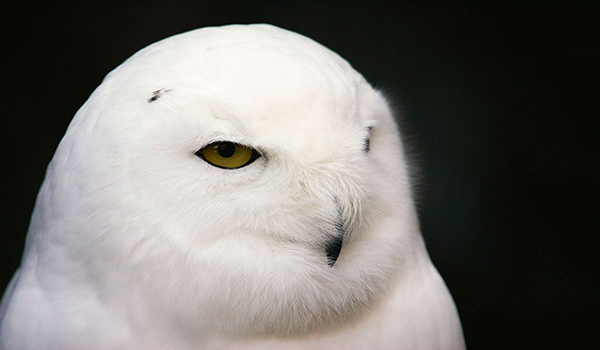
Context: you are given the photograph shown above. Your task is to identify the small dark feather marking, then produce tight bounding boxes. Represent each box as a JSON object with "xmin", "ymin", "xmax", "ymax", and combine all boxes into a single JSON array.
[
  {"xmin": 364, "ymin": 126, "xmax": 373, "ymax": 153},
  {"xmin": 148, "ymin": 88, "xmax": 172, "ymax": 103}
]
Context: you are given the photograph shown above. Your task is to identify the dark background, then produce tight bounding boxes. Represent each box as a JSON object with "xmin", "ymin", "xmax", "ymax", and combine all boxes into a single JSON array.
[{"xmin": 1, "ymin": 1, "xmax": 598, "ymax": 348}]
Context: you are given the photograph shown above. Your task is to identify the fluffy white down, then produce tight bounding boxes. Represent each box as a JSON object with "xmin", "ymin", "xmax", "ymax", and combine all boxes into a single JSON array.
[{"xmin": 0, "ymin": 24, "xmax": 465, "ymax": 349}]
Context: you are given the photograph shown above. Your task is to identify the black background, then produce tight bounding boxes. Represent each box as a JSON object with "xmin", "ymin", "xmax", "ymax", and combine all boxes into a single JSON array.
[{"xmin": 1, "ymin": 1, "xmax": 598, "ymax": 349}]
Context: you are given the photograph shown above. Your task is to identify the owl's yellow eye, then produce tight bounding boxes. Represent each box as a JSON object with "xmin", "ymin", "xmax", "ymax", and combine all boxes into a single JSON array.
[{"xmin": 197, "ymin": 142, "xmax": 260, "ymax": 169}]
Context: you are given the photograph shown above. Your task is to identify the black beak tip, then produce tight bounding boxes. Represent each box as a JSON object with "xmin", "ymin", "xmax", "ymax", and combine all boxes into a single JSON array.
[{"xmin": 325, "ymin": 237, "xmax": 343, "ymax": 267}]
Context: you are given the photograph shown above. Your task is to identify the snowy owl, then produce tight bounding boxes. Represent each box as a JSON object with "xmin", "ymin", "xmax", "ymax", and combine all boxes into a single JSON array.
[{"xmin": 0, "ymin": 24, "xmax": 465, "ymax": 349}]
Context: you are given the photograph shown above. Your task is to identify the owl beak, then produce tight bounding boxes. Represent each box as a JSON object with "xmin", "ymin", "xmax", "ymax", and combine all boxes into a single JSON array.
[{"xmin": 325, "ymin": 218, "xmax": 345, "ymax": 267}]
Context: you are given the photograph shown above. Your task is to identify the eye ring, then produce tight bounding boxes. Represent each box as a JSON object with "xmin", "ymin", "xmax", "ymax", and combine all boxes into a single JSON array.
[{"xmin": 196, "ymin": 141, "xmax": 261, "ymax": 169}]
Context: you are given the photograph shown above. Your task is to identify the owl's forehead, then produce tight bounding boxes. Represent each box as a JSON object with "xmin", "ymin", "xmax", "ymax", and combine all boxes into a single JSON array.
[
  {"xmin": 109, "ymin": 26, "xmax": 372, "ymax": 146},
  {"xmin": 193, "ymin": 45, "xmax": 363, "ymax": 124},
  {"xmin": 127, "ymin": 27, "xmax": 365, "ymax": 115}
]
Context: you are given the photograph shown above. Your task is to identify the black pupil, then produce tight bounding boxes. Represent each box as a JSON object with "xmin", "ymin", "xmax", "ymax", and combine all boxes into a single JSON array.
[{"xmin": 217, "ymin": 142, "xmax": 236, "ymax": 158}]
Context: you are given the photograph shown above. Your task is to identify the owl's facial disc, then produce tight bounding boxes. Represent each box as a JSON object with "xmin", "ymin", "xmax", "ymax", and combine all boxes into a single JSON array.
[{"xmin": 188, "ymin": 125, "xmax": 373, "ymax": 268}]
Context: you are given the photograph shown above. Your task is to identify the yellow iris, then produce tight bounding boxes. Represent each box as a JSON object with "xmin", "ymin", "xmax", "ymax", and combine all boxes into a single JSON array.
[{"xmin": 198, "ymin": 142, "xmax": 258, "ymax": 169}]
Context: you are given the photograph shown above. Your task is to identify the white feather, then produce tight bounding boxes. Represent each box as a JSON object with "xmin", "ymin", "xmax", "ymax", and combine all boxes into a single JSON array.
[{"xmin": 0, "ymin": 24, "xmax": 465, "ymax": 349}]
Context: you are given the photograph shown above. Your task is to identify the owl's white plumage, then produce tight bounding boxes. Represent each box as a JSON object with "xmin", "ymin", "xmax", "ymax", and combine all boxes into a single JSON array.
[{"xmin": 0, "ymin": 24, "xmax": 465, "ymax": 349}]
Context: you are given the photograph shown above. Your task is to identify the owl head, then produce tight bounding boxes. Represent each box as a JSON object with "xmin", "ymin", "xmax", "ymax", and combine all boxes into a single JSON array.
[{"xmin": 31, "ymin": 24, "xmax": 422, "ymax": 339}]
